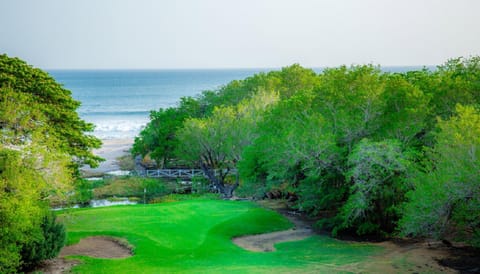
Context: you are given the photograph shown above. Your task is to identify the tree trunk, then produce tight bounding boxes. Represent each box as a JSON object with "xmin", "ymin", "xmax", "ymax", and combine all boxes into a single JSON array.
[
  {"xmin": 200, "ymin": 163, "xmax": 239, "ymax": 198},
  {"xmin": 222, "ymin": 172, "xmax": 240, "ymax": 199}
]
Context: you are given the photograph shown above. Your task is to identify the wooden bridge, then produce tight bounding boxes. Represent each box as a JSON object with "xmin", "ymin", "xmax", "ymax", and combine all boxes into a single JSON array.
[{"xmin": 134, "ymin": 169, "xmax": 235, "ymax": 179}]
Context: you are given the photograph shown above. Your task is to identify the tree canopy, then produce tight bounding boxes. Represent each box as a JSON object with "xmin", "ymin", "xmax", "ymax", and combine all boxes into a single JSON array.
[
  {"xmin": 135, "ymin": 57, "xmax": 480, "ymax": 246},
  {"xmin": 0, "ymin": 54, "xmax": 102, "ymax": 169},
  {"xmin": 0, "ymin": 54, "xmax": 100, "ymax": 272}
]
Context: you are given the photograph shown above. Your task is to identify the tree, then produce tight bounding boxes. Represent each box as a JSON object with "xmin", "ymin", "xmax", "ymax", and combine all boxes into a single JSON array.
[
  {"xmin": 176, "ymin": 91, "xmax": 278, "ymax": 197},
  {"xmin": 133, "ymin": 97, "xmax": 203, "ymax": 167},
  {"xmin": 431, "ymin": 57, "xmax": 480, "ymax": 119},
  {"xmin": 315, "ymin": 65, "xmax": 386, "ymax": 150},
  {"xmin": 239, "ymin": 90, "xmax": 343, "ymax": 213},
  {"xmin": 400, "ymin": 105, "xmax": 480, "ymax": 246},
  {"xmin": 0, "ymin": 54, "xmax": 102, "ymax": 169},
  {"xmin": 0, "ymin": 55, "xmax": 91, "ymax": 271},
  {"xmin": 334, "ymin": 139, "xmax": 411, "ymax": 236},
  {"xmin": 376, "ymin": 74, "xmax": 431, "ymax": 146}
]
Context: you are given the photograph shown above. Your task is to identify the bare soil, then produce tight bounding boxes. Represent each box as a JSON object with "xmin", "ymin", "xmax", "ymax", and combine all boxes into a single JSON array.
[
  {"xmin": 233, "ymin": 228, "xmax": 313, "ymax": 252},
  {"xmin": 365, "ymin": 240, "xmax": 456, "ymax": 273},
  {"xmin": 31, "ymin": 258, "xmax": 81, "ymax": 274},
  {"xmin": 59, "ymin": 236, "xmax": 132, "ymax": 258},
  {"xmin": 233, "ymin": 203, "xmax": 315, "ymax": 252},
  {"xmin": 33, "ymin": 236, "xmax": 132, "ymax": 274}
]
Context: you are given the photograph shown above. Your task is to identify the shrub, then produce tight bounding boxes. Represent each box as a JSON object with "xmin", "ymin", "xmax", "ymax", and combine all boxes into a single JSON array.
[
  {"xmin": 20, "ymin": 213, "xmax": 66, "ymax": 271},
  {"xmin": 333, "ymin": 139, "xmax": 411, "ymax": 236},
  {"xmin": 400, "ymin": 105, "xmax": 480, "ymax": 246},
  {"xmin": 117, "ymin": 155, "xmax": 135, "ymax": 171},
  {"xmin": 94, "ymin": 177, "xmax": 168, "ymax": 202}
]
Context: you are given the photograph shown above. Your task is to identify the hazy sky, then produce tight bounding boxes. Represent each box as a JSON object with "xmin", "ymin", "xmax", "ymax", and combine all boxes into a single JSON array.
[{"xmin": 1, "ymin": 0, "xmax": 479, "ymax": 69}]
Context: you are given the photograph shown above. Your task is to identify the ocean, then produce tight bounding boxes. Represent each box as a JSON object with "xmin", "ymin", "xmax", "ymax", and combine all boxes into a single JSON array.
[
  {"xmin": 49, "ymin": 66, "xmax": 430, "ymax": 140},
  {"xmin": 49, "ymin": 69, "xmax": 267, "ymax": 139}
]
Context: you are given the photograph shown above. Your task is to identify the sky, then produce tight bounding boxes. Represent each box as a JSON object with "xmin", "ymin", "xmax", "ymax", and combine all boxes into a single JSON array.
[{"xmin": 0, "ymin": 0, "xmax": 479, "ymax": 69}]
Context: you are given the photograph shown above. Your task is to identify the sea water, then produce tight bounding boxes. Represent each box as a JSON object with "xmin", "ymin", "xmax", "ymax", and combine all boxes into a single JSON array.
[
  {"xmin": 49, "ymin": 67, "xmax": 430, "ymax": 140},
  {"xmin": 49, "ymin": 69, "xmax": 266, "ymax": 139}
]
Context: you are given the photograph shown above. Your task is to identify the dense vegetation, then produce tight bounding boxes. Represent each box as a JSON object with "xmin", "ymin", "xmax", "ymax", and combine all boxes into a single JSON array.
[
  {"xmin": 61, "ymin": 200, "xmax": 382, "ymax": 273},
  {"xmin": 134, "ymin": 57, "xmax": 480, "ymax": 245},
  {"xmin": 0, "ymin": 54, "xmax": 102, "ymax": 272}
]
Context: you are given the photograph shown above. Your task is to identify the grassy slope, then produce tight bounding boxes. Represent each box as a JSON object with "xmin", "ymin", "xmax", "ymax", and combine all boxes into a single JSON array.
[{"xmin": 60, "ymin": 200, "xmax": 380, "ymax": 273}]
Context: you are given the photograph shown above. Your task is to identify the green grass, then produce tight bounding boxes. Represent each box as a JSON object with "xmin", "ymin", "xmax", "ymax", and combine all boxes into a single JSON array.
[{"xmin": 59, "ymin": 200, "xmax": 381, "ymax": 273}]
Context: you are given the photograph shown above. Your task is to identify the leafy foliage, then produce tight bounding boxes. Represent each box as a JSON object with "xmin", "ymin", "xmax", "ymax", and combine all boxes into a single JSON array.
[
  {"xmin": 93, "ymin": 177, "xmax": 167, "ymax": 201},
  {"xmin": 400, "ymin": 105, "xmax": 480, "ymax": 246},
  {"xmin": 176, "ymin": 91, "xmax": 279, "ymax": 197},
  {"xmin": 334, "ymin": 139, "xmax": 411, "ymax": 236},
  {"xmin": 0, "ymin": 54, "xmax": 102, "ymax": 169},
  {"xmin": 20, "ymin": 213, "xmax": 66, "ymax": 271},
  {"xmin": 315, "ymin": 65, "xmax": 386, "ymax": 150},
  {"xmin": 132, "ymin": 97, "xmax": 203, "ymax": 167},
  {"xmin": 0, "ymin": 54, "xmax": 95, "ymax": 271}
]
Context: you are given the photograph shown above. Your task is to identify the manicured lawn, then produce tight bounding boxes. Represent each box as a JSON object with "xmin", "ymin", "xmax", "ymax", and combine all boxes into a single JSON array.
[{"xmin": 60, "ymin": 200, "xmax": 381, "ymax": 273}]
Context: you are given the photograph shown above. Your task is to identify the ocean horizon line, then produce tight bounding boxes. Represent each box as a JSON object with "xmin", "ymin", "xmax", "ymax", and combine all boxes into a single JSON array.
[{"xmin": 46, "ymin": 65, "xmax": 437, "ymax": 72}]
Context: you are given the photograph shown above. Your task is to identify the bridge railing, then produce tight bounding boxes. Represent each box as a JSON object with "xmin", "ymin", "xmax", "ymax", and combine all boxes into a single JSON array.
[{"xmin": 132, "ymin": 169, "xmax": 236, "ymax": 179}]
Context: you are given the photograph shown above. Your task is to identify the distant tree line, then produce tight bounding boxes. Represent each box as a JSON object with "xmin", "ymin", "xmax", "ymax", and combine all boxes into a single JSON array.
[
  {"xmin": 0, "ymin": 54, "xmax": 102, "ymax": 272},
  {"xmin": 133, "ymin": 57, "xmax": 480, "ymax": 246}
]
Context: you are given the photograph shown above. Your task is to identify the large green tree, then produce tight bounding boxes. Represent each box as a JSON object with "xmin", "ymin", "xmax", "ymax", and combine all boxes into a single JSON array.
[
  {"xmin": 132, "ymin": 97, "xmax": 203, "ymax": 167},
  {"xmin": 239, "ymin": 90, "xmax": 343, "ymax": 213},
  {"xmin": 315, "ymin": 65, "xmax": 386, "ymax": 150},
  {"xmin": 0, "ymin": 54, "xmax": 102, "ymax": 169},
  {"xmin": 176, "ymin": 91, "xmax": 278, "ymax": 197},
  {"xmin": 400, "ymin": 105, "xmax": 480, "ymax": 246},
  {"xmin": 334, "ymin": 139, "xmax": 411, "ymax": 236},
  {"xmin": 0, "ymin": 55, "xmax": 98, "ymax": 271}
]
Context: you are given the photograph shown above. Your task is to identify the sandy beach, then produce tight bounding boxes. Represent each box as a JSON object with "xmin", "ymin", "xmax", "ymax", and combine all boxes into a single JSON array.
[{"xmin": 81, "ymin": 138, "xmax": 134, "ymax": 175}]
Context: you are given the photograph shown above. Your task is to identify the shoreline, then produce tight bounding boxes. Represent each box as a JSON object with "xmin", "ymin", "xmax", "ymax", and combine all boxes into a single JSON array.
[{"xmin": 81, "ymin": 138, "xmax": 134, "ymax": 176}]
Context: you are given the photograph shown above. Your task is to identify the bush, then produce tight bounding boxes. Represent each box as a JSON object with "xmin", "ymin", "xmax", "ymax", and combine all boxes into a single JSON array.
[
  {"xmin": 69, "ymin": 179, "xmax": 94, "ymax": 205},
  {"xmin": 191, "ymin": 176, "xmax": 211, "ymax": 194},
  {"xmin": 20, "ymin": 213, "xmax": 66, "ymax": 271},
  {"xmin": 333, "ymin": 139, "xmax": 411, "ymax": 236},
  {"xmin": 400, "ymin": 105, "xmax": 480, "ymax": 246},
  {"xmin": 117, "ymin": 155, "xmax": 135, "ymax": 170},
  {"xmin": 94, "ymin": 177, "xmax": 168, "ymax": 202}
]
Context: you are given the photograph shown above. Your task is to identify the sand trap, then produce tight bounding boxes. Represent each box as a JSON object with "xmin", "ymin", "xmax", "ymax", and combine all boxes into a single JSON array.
[
  {"xmin": 60, "ymin": 236, "xmax": 133, "ymax": 258},
  {"xmin": 35, "ymin": 236, "xmax": 132, "ymax": 273},
  {"xmin": 233, "ymin": 228, "xmax": 313, "ymax": 252},
  {"xmin": 233, "ymin": 210, "xmax": 314, "ymax": 252},
  {"xmin": 34, "ymin": 258, "xmax": 81, "ymax": 274}
]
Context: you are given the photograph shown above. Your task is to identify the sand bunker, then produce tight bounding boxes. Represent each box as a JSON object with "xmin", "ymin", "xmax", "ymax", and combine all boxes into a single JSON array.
[
  {"xmin": 233, "ymin": 228, "xmax": 313, "ymax": 252},
  {"xmin": 60, "ymin": 236, "xmax": 133, "ymax": 258},
  {"xmin": 35, "ymin": 236, "xmax": 132, "ymax": 273},
  {"xmin": 233, "ymin": 210, "xmax": 314, "ymax": 252}
]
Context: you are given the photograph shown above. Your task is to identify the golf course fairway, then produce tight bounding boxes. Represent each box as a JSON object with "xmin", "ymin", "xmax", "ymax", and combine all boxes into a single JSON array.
[{"xmin": 59, "ymin": 200, "xmax": 382, "ymax": 273}]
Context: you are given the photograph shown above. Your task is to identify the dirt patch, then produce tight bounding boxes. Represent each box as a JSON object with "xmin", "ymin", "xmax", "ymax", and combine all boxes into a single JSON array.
[
  {"xmin": 33, "ymin": 236, "xmax": 132, "ymax": 273},
  {"xmin": 233, "ymin": 228, "xmax": 313, "ymax": 252},
  {"xmin": 30, "ymin": 258, "xmax": 81, "ymax": 274},
  {"xmin": 233, "ymin": 204, "xmax": 315, "ymax": 252},
  {"xmin": 364, "ymin": 240, "xmax": 456, "ymax": 273},
  {"xmin": 60, "ymin": 236, "xmax": 133, "ymax": 258}
]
